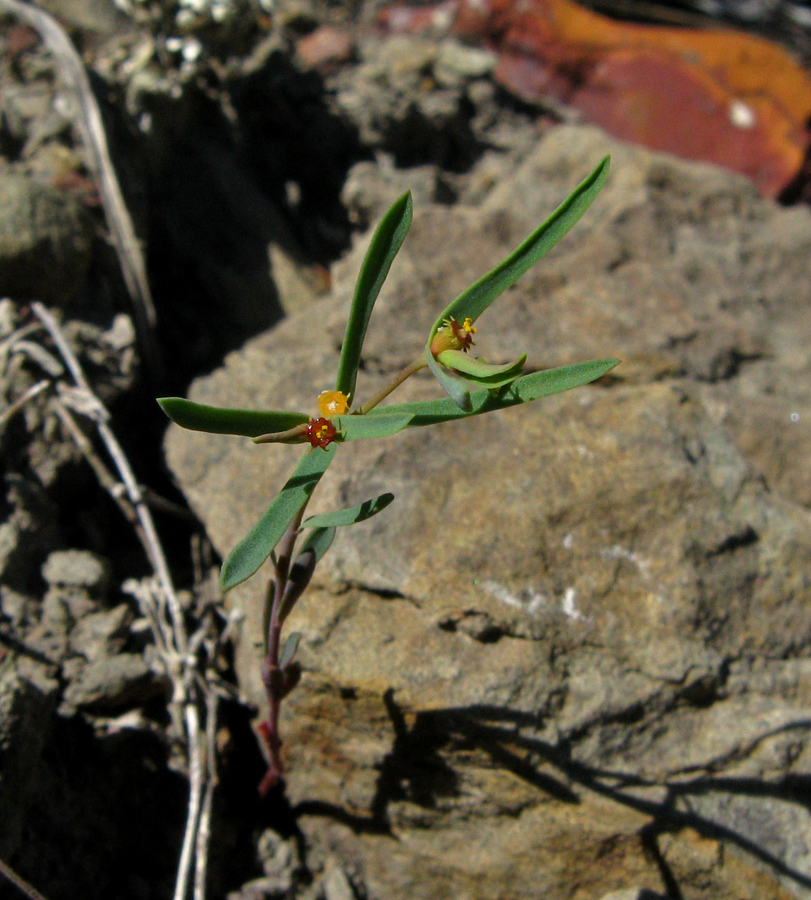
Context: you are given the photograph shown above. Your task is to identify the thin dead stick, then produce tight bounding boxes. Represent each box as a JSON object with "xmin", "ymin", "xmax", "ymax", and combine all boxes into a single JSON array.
[
  {"xmin": 0, "ymin": 322, "xmax": 44, "ymax": 372},
  {"xmin": 0, "ymin": 856, "xmax": 50, "ymax": 900},
  {"xmin": 29, "ymin": 302, "xmax": 212, "ymax": 900},
  {"xmin": 176, "ymin": 700, "xmax": 204, "ymax": 900},
  {"xmin": 52, "ymin": 402, "xmax": 173, "ymax": 656},
  {"xmin": 0, "ymin": 379, "xmax": 50, "ymax": 428},
  {"xmin": 194, "ymin": 686, "xmax": 219, "ymax": 900},
  {"xmin": 31, "ymin": 302, "xmax": 185, "ymax": 649},
  {"xmin": 0, "ymin": 0, "xmax": 160, "ymax": 379}
]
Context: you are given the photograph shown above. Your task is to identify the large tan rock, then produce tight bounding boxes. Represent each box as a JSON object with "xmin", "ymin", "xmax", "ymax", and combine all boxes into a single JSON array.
[{"xmin": 166, "ymin": 126, "xmax": 811, "ymax": 899}]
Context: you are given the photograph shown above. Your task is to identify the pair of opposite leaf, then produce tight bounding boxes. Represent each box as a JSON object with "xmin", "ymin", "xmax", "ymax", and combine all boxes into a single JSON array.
[{"xmin": 159, "ymin": 155, "xmax": 619, "ymax": 591}]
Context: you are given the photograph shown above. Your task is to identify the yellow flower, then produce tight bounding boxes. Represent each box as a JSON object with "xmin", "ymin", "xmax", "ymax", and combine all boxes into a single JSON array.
[
  {"xmin": 429, "ymin": 317, "xmax": 477, "ymax": 356},
  {"xmin": 317, "ymin": 390, "xmax": 350, "ymax": 418}
]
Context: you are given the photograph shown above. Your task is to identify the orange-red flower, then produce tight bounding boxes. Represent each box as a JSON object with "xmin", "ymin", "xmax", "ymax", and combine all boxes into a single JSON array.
[{"xmin": 306, "ymin": 417, "xmax": 337, "ymax": 449}]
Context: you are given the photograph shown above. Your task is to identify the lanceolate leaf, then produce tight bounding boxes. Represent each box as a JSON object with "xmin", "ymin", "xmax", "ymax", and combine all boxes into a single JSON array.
[
  {"xmin": 302, "ymin": 492, "xmax": 394, "ymax": 529},
  {"xmin": 278, "ymin": 549, "xmax": 317, "ymax": 623},
  {"xmin": 298, "ymin": 525, "xmax": 336, "ymax": 565},
  {"xmin": 427, "ymin": 157, "xmax": 610, "ymax": 343},
  {"xmin": 436, "ymin": 350, "xmax": 527, "ymax": 387},
  {"xmin": 334, "ymin": 412, "xmax": 414, "ymax": 441},
  {"xmin": 220, "ymin": 444, "xmax": 336, "ymax": 591},
  {"xmin": 280, "ymin": 632, "xmax": 301, "ymax": 669},
  {"xmin": 425, "ymin": 350, "xmax": 473, "ymax": 412},
  {"xmin": 158, "ymin": 397, "xmax": 308, "ymax": 436},
  {"xmin": 367, "ymin": 358, "xmax": 619, "ymax": 426},
  {"xmin": 336, "ymin": 192, "xmax": 413, "ymax": 401}
]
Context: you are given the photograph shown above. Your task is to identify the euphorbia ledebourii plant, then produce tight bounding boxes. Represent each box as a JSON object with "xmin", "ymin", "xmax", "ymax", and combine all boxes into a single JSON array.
[{"xmin": 158, "ymin": 156, "xmax": 618, "ymax": 794}]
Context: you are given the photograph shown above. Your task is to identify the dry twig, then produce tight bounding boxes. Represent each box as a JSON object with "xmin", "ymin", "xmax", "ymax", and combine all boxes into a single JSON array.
[
  {"xmin": 0, "ymin": 856, "xmax": 50, "ymax": 900},
  {"xmin": 0, "ymin": 0, "xmax": 160, "ymax": 379},
  {"xmin": 0, "ymin": 378, "xmax": 50, "ymax": 428},
  {"xmin": 29, "ymin": 302, "xmax": 218, "ymax": 900}
]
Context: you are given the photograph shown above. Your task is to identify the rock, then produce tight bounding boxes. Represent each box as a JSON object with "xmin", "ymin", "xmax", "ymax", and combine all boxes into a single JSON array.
[
  {"xmin": 0, "ymin": 474, "xmax": 61, "ymax": 592},
  {"xmin": 166, "ymin": 125, "xmax": 811, "ymax": 899},
  {"xmin": 341, "ymin": 154, "xmax": 442, "ymax": 230},
  {"xmin": 332, "ymin": 34, "xmax": 479, "ymax": 170},
  {"xmin": 0, "ymin": 81, "xmax": 55, "ymax": 147},
  {"xmin": 41, "ymin": 549, "xmax": 110, "ymax": 594},
  {"xmin": 0, "ymin": 586, "xmax": 36, "ymax": 629},
  {"xmin": 0, "ymin": 665, "xmax": 60, "ymax": 858},
  {"xmin": 321, "ymin": 857, "xmax": 358, "ymax": 900},
  {"xmin": 599, "ymin": 892, "xmax": 667, "ymax": 900},
  {"xmin": 34, "ymin": 0, "xmax": 132, "ymax": 38},
  {"xmin": 38, "ymin": 550, "xmax": 111, "ymax": 637},
  {"xmin": 61, "ymin": 653, "xmax": 164, "ymax": 713},
  {"xmin": 226, "ymin": 876, "xmax": 288, "ymax": 900},
  {"xmin": 39, "ymin": 587, "xmax": 73, "ymax": 634},
  {"xmin": 0, "ymin": 171, "xmax": 93, "ymax": 304},
  {"xmin": 296, "ymin": 25, "xmax": 354, "ymax": 74},
  {"xmin": 69, "ymin": 603, "xmax": 132, "ymax": 662},
  {"xmin": 433, "ymin": 38, "xmax": 496, "ymax": 87}
]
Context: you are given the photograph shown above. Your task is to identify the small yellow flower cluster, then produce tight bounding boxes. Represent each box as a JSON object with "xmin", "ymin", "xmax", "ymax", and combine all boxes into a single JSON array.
[
  {"xmin": 317, "ymin": 390, "xmax": 350, "ymax": 417},
  {"xmin": 305, "ymin": 390, "xmax": 350, "ymax": 450},
  {"xmin": 430, "ymin": 316, "xmax": 477, "ymax": 356}
]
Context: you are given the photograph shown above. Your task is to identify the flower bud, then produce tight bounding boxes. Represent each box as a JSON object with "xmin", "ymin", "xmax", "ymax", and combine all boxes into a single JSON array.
[{"xmin": 430, "ymin": 317, "xmax": 477, "ymax": 356}]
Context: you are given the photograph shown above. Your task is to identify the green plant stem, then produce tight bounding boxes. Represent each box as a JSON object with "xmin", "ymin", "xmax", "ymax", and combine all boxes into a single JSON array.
[
  {"xmin": 356, "ymin": 353, "xmax": 427, "ymax": 414},
  {"xmin": 253, "ymin": 423, "xmax": 309, "ymax": 444},
  {"xmin": 258, "ymin": 502, "xmax": 308, "ymax": 794}
]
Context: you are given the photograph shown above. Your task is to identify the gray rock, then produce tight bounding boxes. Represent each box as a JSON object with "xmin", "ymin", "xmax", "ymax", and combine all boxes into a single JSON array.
[
  {"xmin": 61, "ymin": 653, "xmax": 164, "ymax": 712},
  {"xmin": 321, "ymin": 857, "xmax": 358, "ymax": 900},
  {"xmin": 226, "ymin": 876, "xmax": 288, "ymax": 900},
  {"xmin": 33, "ymin": 0, "xmax": 131, "ymax": 37},
  {"xmin": 0, "ymin": 82, "xmax": 54, "ymax": 146},
  {"xmin": 433, "ymin": 38, "xmax": 496, "ymax": 87},
  {"xmin": 69, "ymin": 603, "xmax": 132, "ymax": 662},
  {"xmin": 0, "ymin": 171, "xmax": 93, "ymax": 304},
  {"xmin": 332, "ymin": 34, "xmax": 479, "ymax": 171},
  {"xmin": 599, "ymin": 892, "xmax": 667, "ymax": 900},
  {"xmin": 166, "ymin": 126, "xmax": 811, "ymax": 900},
  {"xmin": 41, "ymin": 549, "xmax": 110, "ymax": 594},
  {"xmin": 0, "ymin": 474, "xmax": 60, "ymax": 591},
  {"xmin": 0, "ymin": 665, "xmax": 60, "ymax": 857},
  {"xmin": 39, "ymin": 588, "xmax": 73, "ymax": 634},
  {"xmin": 0, "ymin": 586, "xmax": 36, "ymax": 629}
]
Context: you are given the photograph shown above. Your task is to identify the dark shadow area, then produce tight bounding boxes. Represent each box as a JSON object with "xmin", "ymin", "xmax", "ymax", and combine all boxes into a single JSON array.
[
  {"xmin": 292, "ymin": 700, "xmax": 811, "ymax": 896},
  {"xmin": 294, "ymin": 688, "xmax": 460, "ymax": 836},
  {"xmin": 778, "ymin": 115, "xmax": 811, "ymax": 205},
  {"xmin": 204, "ymin": 698, "xmax": 299, "ymax": 897},
  {"xmin": 147, "ymin": 51, "xmax": 364, "ymax": 395},
  {"xmin": 0, "ymin": 714, "xmax": 187, "ymax": 900}
]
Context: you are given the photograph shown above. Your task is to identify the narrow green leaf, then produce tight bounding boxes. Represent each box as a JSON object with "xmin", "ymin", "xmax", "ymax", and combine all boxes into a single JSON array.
[
  {"xmin": 334, "ymin": 412, "xmax": 414, "ymax": 441},
  {"xmin": 221, "ymin": 444, "xmax": 336, "ymax": 591},
  {"xmin": 336, "ymin": 192, "xmax": 413, "ymax": 400},
  {"xmin": 427, "ymin": 156, "xmax": 610, "ymax": 342},
  {"xmin": 280, "ymin": 632, "xmax": 301, "ymax": 668},
  {"xmin": 298, "ymin": 525, "xmax": 336, "ymax": 565},
  {"xmin": 425, "ymin": 349, "xmax": 472, "ymax": 411},
  {"xmin": 302, "ymin": 492, "xmax": 394, "ymax": 529},
  {"xmin": 158, "ymin": 397, "xmax": 308, "ymax": 437},
  {"xmin": 436, "ymin": 350, "xmax": 527, "ymax": 387},
  {"xmin": 367, "ymin": 358, "xmax": 620, "ymax": 426},
  {"xmin": 278, "ymin": 547, "xmax": 318, "ymax": 623}
]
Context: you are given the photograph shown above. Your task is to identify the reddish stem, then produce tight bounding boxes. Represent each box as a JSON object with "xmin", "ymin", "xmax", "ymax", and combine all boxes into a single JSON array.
[{"xmin": 257, "ymin": 507, "xmax": 306, "ymax": 794}]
